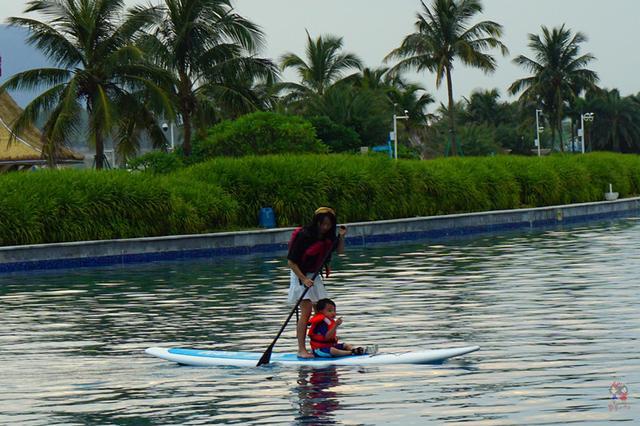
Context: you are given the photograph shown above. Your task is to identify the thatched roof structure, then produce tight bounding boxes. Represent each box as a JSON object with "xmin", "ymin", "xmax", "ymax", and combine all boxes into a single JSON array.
[{"xmin": 0, "ymin": 90, "xmax": 84, "ymax": 172}]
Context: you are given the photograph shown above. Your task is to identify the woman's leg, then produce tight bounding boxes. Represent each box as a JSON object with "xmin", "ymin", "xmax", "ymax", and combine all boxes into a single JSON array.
[{"xmin": 296, "ymin": 300, "xmax": 313, "ymax": 358}]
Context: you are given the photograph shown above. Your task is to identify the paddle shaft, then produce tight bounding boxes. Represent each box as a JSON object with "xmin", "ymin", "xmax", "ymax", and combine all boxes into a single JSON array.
[{"xmin": 257, "ymin": 234, "xmax": 341, "ymax": 366}]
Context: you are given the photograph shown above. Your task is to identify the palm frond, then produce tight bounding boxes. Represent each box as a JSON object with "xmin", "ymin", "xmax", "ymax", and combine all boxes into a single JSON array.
[{"xmin": 7, "ymin": 16, "xmax": 84, "ymax": 67}]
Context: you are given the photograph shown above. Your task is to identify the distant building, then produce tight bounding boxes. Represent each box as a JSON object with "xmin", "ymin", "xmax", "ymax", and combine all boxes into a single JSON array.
[{"xmin": 0, "ymin": 90, "xmax": 84, "ymax": 172}]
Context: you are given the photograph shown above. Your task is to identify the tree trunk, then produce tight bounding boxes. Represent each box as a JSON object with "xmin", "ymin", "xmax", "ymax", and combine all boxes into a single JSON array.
[
  {"xmin": 558, "ymin": 115, "xmax": 564, "ymax": 152},
  {"xmin": 178, "ymin": 71, "xmax": 194, "ymax": 157},
  {"xmin": 445, "ymin": 66, "xmax": 457, "ymax": 156},
  {"xmin": 557, "ymin": 92, "xmax": 564, "ymax": 152},
  {"xmin": 41, "ymin": 122, "xmax": 56, "ymax": 168},
  {"xmin": 612, "ymin": 119, "xmax": 620, "ymax": 152},
  {"xmin": 182, "ymin": 111, "xmax": 192, "ymax": 157},
  {"xmin": 88, "ymin": 99, "xmax": 104, "ymax": 170},
  {"xmin": 570, "ymin": 119, "xmax": 575, "ymax": 153},
  {"xmin": 95, "ymin": 131, "xmax": 104, "ymax": 169}
]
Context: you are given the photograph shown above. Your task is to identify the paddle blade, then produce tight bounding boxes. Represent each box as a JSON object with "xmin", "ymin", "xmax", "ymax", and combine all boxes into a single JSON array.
[{"xmin": 257, "ymin": 345, "xmax": 273, "ymax": 366}]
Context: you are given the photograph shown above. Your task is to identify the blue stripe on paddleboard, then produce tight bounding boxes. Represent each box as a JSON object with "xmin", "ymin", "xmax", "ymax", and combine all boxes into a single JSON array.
[{"xmin": 167, "ymin": 348, "xmax": 364, "ymax": 361}]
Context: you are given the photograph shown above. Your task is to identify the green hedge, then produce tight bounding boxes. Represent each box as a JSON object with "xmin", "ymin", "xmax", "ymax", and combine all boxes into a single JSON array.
[
  {"xmin": 0, "ymin": 153, "xmax": 638, "ymax": 246},
  {"xmin": 0, "ymin": 169, "xmax": 237, "ymax": 245}
]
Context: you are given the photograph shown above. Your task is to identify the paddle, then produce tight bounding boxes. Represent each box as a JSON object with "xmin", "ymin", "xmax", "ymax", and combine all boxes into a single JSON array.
[{"xmin": 257, "ymin": 230, "xmax": 342, "ymax": 366}]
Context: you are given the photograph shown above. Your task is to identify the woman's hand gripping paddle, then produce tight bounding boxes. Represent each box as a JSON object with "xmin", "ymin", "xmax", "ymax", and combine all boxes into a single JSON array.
[{"xmin": 257, "ymin": 230, "xmax": 343, "ymax": 366}]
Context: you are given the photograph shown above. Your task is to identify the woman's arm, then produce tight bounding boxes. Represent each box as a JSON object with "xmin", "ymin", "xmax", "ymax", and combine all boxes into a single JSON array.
[
  {"xmin": 336, "ymin": 226, "xmax": 347, "ymax": 254},
  {"xmin": 288, "ymin": 260, "xmax": 314, "ymax": 287}
]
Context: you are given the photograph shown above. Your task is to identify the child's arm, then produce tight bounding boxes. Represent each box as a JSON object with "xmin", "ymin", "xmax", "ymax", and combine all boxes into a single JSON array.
[{"xmin": 325, "ymin": 317, "xmax": 342, "ymax": 339}]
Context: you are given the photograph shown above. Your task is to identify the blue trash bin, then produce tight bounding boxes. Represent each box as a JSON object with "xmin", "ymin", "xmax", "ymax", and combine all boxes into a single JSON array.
[{"xmin": 258, "ymin": 207, "xmax": 276, "ymax": 228}]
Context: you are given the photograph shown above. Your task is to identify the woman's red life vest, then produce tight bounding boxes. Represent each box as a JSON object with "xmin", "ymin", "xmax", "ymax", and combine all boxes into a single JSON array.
[
  {"xmin": 289, "ymin": 227, "xmax": 334, "ymax": 275},
  {"xmin": 308, "ymin": 313, "xmax": 338, "ymax": 350}
]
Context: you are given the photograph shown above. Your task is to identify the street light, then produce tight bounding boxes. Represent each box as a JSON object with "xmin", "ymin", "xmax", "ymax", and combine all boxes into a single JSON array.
[
  {"xmin": 580, "ymin": 112, "xmax": 594, "ymax": 154},
  {"xmin": 393, "ymin": 107, "xmax": 409, "ymax": 160},
  {"xmin": 535, "ymin": 109, "xmax": 544, "ymax": 157}
]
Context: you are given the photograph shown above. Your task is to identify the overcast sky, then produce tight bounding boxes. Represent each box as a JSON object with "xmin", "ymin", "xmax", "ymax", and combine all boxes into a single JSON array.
[{"xmin": 2, "ymin": 0, "xmax": 639, "ymax": 106}]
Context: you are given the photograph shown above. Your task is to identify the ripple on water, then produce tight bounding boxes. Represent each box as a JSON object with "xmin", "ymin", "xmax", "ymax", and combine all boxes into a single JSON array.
[{"xmin": 0, "ymin": 219, "xmax": 639, "ymax": 424}]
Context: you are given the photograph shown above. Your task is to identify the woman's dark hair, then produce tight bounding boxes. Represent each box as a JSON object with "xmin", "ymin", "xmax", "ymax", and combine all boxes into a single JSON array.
[
  {"xmin": 316, "ymin": 298, "xmax": 336, "ymax": 311},
  {"xmin": 305, "ymin": 208, "xmax": 337, "ymax": 240}
]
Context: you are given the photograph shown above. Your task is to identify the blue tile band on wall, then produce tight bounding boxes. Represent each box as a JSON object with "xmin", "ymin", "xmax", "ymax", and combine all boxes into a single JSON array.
[{"xmin": 0, "ymin": 198, "xmax": 638, "ymax": 274}]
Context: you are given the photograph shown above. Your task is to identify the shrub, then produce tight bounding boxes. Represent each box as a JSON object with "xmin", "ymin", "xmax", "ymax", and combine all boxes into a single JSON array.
[
  {"xmin": 192, "ymin": 112, "xmax": 327, "ymax": 160},
  {"xmin": 128, "ymin": 151, "xmax": 184, "ymax": 174}
]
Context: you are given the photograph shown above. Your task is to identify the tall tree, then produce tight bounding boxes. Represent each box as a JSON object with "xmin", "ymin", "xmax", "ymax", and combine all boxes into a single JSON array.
[
  {"xmin": 509, "ymin": 25, "xmax": 599, "ymax": 151},
  {"xmin": 464, "ymin": 89, "xmax": 505, "ymax": 126},
  {"xmin": 385, "ymin": 0, "xmax": 507, "ymax": 156},
  {"xmin": 587, "ymin": 89, "xmax": 640, "ymax": 152},
  {"xmin": 279, "ymin": 32, "xmax": 362, "ymax": 100},
  {"xmin": 2, "ymin": 0, "xmax": 168, "ymax": 168},
  {"xmin": 140, "ymin": 0, "xmax": 277, "ymax": 157}
]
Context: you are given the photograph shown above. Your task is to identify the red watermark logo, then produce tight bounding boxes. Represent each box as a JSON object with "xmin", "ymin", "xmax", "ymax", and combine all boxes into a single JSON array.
[{"xmin": 609, "ymin": 381, "xmax": 629, "ymax": 401}]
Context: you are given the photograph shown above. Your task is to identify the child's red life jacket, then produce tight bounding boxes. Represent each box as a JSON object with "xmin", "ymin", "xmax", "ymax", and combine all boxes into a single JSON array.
[
  {"xmin": 308, "ymin": 313, "xmax": 338, "ymax": 350},
  {"xmin": 289, "ymin": 227, "xmax": 333, "ymax": 276}
]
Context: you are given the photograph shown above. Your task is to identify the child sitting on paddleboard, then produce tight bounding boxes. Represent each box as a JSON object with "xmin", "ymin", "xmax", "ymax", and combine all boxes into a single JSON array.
[{"xmin": 308, "ymin": 298, "xmax": 376, "ymax": 357}]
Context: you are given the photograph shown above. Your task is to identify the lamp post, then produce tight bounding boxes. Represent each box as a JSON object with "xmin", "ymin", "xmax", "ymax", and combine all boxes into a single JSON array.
[
  {"xmin": 393, "ymin": 108, "xmax": 409, "ymax": 160},
  {"xmin": 580, "ymin": 112, "xmax": 594, "ymax": 153},
  {"xmin": 535, "ymin": 109, "xmax": 544, "ymax": 157}
]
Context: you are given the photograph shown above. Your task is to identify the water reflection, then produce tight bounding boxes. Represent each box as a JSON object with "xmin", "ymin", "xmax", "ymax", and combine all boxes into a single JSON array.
[{"xmin": 294, "ymin": 367, "xmax": 341, "ymax": 425}]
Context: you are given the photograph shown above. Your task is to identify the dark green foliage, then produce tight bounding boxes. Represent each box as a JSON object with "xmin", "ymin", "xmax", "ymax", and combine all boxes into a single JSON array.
[
  {"xmin": 304, "ymin": 84, "xmax": 391, "ymax": 146},
  {"xmin": 0, "ymin": 153, "xmax": 638, "ymax": 246},
  {"xmin": 495, "ymin": 125, "xmax": 530, "ymax": 155},
  {"xmin": 192, "ymin": 112, "xmax": 327, "ymax": 159},
  {"xmin": 308, "ymin": 116, "xmax": 362, "ymax": 152},
  {"xmin": 395, "ymin": 143, "xmax": 422, "ymax": 160},
  {"xmin": 587, "ymin": 89, "xmax": 640, "ymax": 153},
  {"xmin": 128, "ymin": 151, "xmax": 184, "ymax": 174},
  {"xmin": 458, "ymin": 124, "xmax": 502, "ymax": 156}
]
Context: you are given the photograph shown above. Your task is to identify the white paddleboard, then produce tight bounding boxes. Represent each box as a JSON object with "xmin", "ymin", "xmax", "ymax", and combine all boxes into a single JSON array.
[{"xmin": 145, "ymin": 345, "xmax": 480, "ymax": 367}]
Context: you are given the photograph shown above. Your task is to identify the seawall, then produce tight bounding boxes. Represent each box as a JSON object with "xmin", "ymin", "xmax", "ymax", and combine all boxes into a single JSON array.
[{"xmin": 1, "ymin": 197, "xmax": 638, "ymax": 273}]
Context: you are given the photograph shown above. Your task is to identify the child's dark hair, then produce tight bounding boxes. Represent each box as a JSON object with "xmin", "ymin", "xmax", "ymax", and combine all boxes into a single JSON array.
[{"xmin": 316, "ymin": 298, "xmax": 336, "ymax": 311}]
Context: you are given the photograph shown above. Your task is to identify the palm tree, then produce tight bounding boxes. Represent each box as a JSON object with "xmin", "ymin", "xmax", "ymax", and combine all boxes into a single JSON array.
[
  {"xmin": 139, "ymin": 0, "xmax": 278, "ymax": 157},
  {"xmin": 385, "ymin": 0, "xmax": 508, "ymax": 156},
  {"xmin": 509, "ymin": 25, "xmax": 599, "ymax": 151},
  {"xmin": 349, "ymin": 66, "xmax": 391, "ymax": 91},
  {"xmin": 350, "ymin": 68, "xmax": 435, "ymax": 127},
  {"xmin": 279, "ymin": 32, "xmax": 362, "ymax": 100},
  {"xmin": 1, "ymin": 0, "xmax": 169, "ymax": 169},
  {"xmin": 305, "ymin": 81, "xmax": 390, "ymax": 146},
  {"xmin": 587, "ymin": 89, "xmax": 640, "ymax": 152},
  {"xmin": 464, "ymin": 89, "xmax": 505, "ymax": 126}
]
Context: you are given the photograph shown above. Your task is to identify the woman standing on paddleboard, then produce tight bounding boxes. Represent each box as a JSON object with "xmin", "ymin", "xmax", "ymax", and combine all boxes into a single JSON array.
[{"xmin": 287, "ymin": 207, "xmax": 347, "ymax": 358}]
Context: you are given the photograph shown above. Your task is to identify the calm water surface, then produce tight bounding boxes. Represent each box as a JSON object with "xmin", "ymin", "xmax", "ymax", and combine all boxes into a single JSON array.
[{"xmin": 1, "ymin": 219, "xmax": 639, "ymax": 425}]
